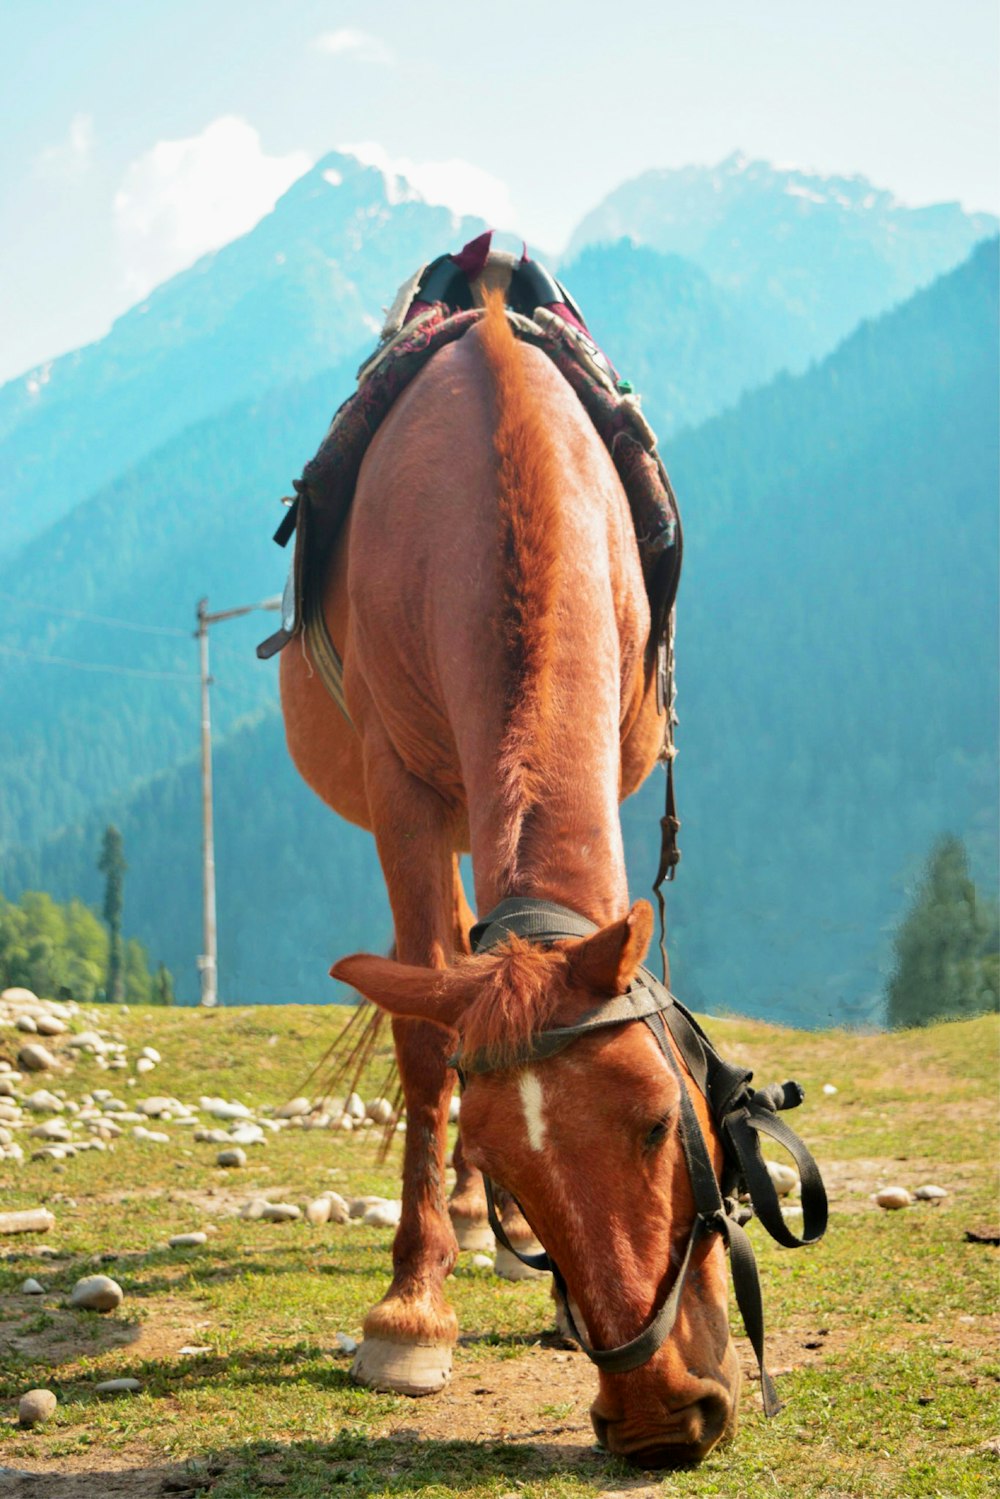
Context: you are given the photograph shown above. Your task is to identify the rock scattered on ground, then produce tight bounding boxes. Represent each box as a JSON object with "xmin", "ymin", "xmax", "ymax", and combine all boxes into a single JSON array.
[
  {"xmin": 168, "ymin": 1232, "xmax": 208, "ymax": 1248},
  {"xmin": 261, "ymin": 1202, "xmax": 302, "ymax": 1223},
  {"xmin": 17, "ymin": 1043, "xmax": 58, "ymax": 1073},
  {"xmin": 334, "ymin": 1332, "xmax": 358, "ymax": 1355},
  {"xmin": 21, "ymin": 1278, "xmax": 44, "ymax": 1295},
  {"xmin": 874, "ymin": 1187, "xmax": 912, "ymax": 1211},
  {"xmin": 363, "ymin": 1200, "xmax": 402, "ymax": 1228},
  {"xmin": 216, "ymin": 1147, "xmax": 247, "ymax": 1168},
  {"xmin": 766, "ymin": 1160, "xmax": 799, "ymax": 1197},
  {"xmin": 69, "ymin": 1274, "xmax": 124, "ymax": 1312},
  {"xmin": 95, "ymin": 1378, "xmax": 142, "ymax": 1395},
  {"xmin": 914, "ymin": 1184, "xmax": 947, "ymax": 1202},
  {"xmin": 18, "ymin": 1389, "xmax": 57, "ymax": 1426}
]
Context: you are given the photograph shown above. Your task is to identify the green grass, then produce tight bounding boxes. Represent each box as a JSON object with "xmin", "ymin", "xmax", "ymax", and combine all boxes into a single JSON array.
[{"xmin": 0, "ymin": 1007, "xmax": 996, "ymax": 1498}]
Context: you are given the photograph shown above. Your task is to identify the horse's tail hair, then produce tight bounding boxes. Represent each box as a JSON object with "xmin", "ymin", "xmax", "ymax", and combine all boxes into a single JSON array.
[{"xmin": 478, "ymin": 289, "xmax": 563, "ymax": 883}]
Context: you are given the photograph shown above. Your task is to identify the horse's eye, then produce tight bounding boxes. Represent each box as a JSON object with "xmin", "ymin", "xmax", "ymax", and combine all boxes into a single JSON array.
[{"xmin": 645, "ymin": 1117, "xmax": 671, "ymax": 1149}]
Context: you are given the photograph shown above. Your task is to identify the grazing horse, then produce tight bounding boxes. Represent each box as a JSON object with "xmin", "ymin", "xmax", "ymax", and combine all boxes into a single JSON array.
[{"xmin": 280, "ymin": 290, "xmax": 740, "ymax": 1465}]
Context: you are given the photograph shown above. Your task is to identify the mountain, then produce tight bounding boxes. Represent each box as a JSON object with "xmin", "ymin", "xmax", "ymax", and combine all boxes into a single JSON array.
[
  {"xmin": 567, "ymin": 153, "xmax": 997, "ymax": 374},
  {"xmin": 5, "ymin": 241, "xmax": 997, "ymax": 1016},
  {"xmin": 0, "ymin": 152, "xmax": 483, "ymax": 559},
  {"xmin": 558, "ymin": 241, "xmax": 788, "ymax": 435}
]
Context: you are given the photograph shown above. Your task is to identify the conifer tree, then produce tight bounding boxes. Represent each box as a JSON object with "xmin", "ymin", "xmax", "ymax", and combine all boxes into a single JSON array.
[
  {"xmin": 886, "ymin": 835, "xmax": 999, "ymax": 1028},
  {"xmin": 154, "ymin": 962, "xmax": 175, "ymax": 1007},
  {"xmin": 97, "ymin": 825, "xmax": 126, "ymax": 1004}
]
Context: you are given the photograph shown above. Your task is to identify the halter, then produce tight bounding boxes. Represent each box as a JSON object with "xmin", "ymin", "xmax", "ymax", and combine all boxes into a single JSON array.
[{"xmin": 453, "ymin": 898, "xmax": 828, "ymax": 1417}]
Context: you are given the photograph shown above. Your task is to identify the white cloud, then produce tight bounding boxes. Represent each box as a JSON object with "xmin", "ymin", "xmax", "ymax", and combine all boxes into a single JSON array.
[
  {"xmin": 313, "ymin": 28, "xmax": 393, "ymax": 64},
  {"xmin": 37, "ymin": 113, "xmax": 94, "ymax": 176},
  {"xmin": 341, "ymin": 142, "xmax": 517, "ymax": 227},
  {"xmin": 113, "ymin": 117, "xmax": 311, "ymax": 296}
]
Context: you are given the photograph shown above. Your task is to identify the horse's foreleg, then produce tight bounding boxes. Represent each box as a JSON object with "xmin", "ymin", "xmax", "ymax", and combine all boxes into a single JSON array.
[{"xmin": 351, "ymin": 747, "xmax": 461, "ymax": 1396}]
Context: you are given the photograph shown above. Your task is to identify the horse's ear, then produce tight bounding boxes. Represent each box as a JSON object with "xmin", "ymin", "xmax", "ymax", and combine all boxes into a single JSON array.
[
  {"xmin": 566, "ymin": 901, "xmax": 654, "ymax": 996},
  {"xmin": 330, "ymin": 954, "xmax": 476, "ymax": 1032}
]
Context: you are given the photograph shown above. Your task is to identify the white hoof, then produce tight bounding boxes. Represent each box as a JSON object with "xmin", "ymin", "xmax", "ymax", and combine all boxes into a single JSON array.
[
  {"xmin": 451, "ymin": 1214, "xmax": 495, "ymax": 1252},
  {"xmin": 494, "ymin": 1242, "xmax": 549, "ymax": 1281},
  {"xmin": 351, "ymin": 1336, "xmax": 453, "ymax": 1396}
]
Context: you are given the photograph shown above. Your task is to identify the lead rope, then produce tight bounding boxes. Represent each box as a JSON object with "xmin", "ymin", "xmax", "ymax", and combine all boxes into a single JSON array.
[{"xmin": 652, "ymin": 752, "xmax": 680, "ymax": 985}]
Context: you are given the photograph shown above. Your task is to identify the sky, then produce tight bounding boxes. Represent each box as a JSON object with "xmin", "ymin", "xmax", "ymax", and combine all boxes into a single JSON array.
[{"xmin": 1, "ymin": 0, "xmax": 997, "ymax": 383}]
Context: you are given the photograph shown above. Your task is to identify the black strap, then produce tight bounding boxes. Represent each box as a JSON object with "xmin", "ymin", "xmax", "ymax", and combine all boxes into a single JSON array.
[{"xmin": 652, "ymin": 755, "xmax": 680, "ymax": 983}]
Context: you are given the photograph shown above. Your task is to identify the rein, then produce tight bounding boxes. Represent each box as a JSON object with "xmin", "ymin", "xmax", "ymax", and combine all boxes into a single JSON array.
[{"xmin": 455, "ymin": 898, "xmax": 828, "ymax": 1416}]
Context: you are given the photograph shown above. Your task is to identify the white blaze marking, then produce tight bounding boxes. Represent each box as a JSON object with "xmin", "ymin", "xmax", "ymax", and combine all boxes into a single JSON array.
[{"xmin": 519, "ymin": 1071, "xmax": 546, "ymax": 1152}]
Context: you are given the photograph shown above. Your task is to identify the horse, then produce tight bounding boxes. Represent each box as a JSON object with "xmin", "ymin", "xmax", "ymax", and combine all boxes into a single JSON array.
[{"xmin": 279, "ymin": 289, "xmax": 740, "ymax": 1466}]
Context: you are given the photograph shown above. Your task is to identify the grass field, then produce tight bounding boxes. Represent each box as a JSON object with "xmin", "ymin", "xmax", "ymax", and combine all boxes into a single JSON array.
[{"xmin": 0, "ymin": 1004, "xmax": 997, "ymax": 1499}]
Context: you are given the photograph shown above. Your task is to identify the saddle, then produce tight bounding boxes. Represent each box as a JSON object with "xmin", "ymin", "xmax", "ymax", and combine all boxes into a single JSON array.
[{"xmin": 258, "ymin": 232, "xmax": 683, "ymax": 743}]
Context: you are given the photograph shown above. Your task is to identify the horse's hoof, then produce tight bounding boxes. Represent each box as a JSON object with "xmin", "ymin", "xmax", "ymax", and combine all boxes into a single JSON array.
[
  {"xmin": 450, "ymin": 1213, "xmax": 494, "ymax": 1252},
  {"xmin": 351, "ymin": 1336, "xmax": 453, "ymax": 1396},
  {"xmin": 494, "ymin": 1242, "xmax": 549, "ymax": 1281}
]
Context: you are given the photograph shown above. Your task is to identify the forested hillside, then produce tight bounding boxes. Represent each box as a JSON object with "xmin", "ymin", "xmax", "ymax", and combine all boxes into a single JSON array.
[{"xmin": 5, "ymin": 241, "xmax": 996, "ymax": 1016}]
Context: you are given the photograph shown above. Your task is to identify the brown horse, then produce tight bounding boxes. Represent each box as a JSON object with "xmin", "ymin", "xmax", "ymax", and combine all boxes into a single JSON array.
[{"xmin": 280, "ymin": 291, "xmax": 740, "ymax": 1464}]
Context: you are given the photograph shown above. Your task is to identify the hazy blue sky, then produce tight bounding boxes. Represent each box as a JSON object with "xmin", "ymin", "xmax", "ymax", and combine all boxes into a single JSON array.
[{"xmin": 1, "ymin": 0, "xmax": 997, "ymax": 381}]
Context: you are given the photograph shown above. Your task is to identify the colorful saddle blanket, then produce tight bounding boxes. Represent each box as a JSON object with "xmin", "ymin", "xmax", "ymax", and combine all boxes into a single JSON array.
[{"xmin": 258, "ymin": 232, "xmax": 683, "ymax": 726}]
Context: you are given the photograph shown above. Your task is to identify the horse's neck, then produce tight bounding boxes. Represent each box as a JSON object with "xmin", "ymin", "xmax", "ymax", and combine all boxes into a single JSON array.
[{"xmin": 470, "ymin": 540, "xmax": 636, "ymax": 929}]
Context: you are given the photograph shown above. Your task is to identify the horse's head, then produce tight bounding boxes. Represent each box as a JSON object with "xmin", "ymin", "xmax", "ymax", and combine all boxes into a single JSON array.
[{"xmin": 333, "ymin": 901, "xmax": 740, "ymax": 1466}]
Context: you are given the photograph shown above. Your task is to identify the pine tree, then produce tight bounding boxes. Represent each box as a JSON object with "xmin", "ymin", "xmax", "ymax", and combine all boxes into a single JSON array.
[
  {"xmin": 97, "ymin": 826, "xmax": 126, "ymax": 1004},
  {"xmin": 154, "ymin": 962, "xmax": 175, "ymax": 1007},
  {"xmin": 886, "ymin": 835, "xmax": 1000, "ymax": 1028}
]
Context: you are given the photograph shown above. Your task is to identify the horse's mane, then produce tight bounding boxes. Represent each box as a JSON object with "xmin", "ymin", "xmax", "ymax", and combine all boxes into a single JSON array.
[
  {"xmin": 457, "ymin": 935, "xmax": 565, "ymax": 1068},
  {"xmin": 478, "ymin": 290, "xmax": 563, "ymax": 887}
]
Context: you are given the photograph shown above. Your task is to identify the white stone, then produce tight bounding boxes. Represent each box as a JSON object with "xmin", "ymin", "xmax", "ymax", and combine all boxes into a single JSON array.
[
  {"xmin": 448, "ymin": 1094, "xmax": 461, "ymax": 1123},
  {"xmin": 822, "ymin": 1083, "xmax": 838, "ymax": 1096},
  {"xmin": 337, "ymin": 1115, "xmax": 354, "ymax": 1132},
  {"xmin": 276, "ymin": 1097, "xmax": 312, "ymax": 1119},
  {"xmin": 363, "ymin": 1200, "xmax": 402, "ymax": 1229},
  {"xmin": 202, "ymin": 1097, "xmax": 252, "ymax": 1121},
  {"xmin": 21, "ymin": 1278, "xmax": 45, "ymax": 1294},
  {"xmin": 0, "ymin": 1076, "xmax": 17, "ymax": 1096},
  {"xmin": 471, "ymin": 1253, "xmax": 493, "ymax": 1269},
  {"xmin": 914, "ymin": 1184, "xmax": 947, "ymax": 1202},
  {"xmin": 227, "ymin": 1124, "xmax": 264, "ymax": 1146},
  {"xmin": 239, "ymin": 1198, "xmax": 269, "ymax": 1220},
  {"xmin": 137, "ymin": 1097, "xmax": 173, "ymax": 1117},
  {"xmin": 18, "ymin": 1043, "xmax": 57, "ymax": 1073},
  {"xmin": 70, "ymin": 1274, "xmax": 124, "ymax": 1312},
  {"xmin": 766, "ymin": 1160, "xmax": 799, "ymax": 1197},
  {"xmin": 18, "ymin": 1388, "xmax": 57, "ymax": 1425},
  {"xmin": 35, "ymin": 1015, "xmax": 67, "ymax": 1037},
  {"xmin": 16, "ymin": 1014, "xmax": 38, "ymax": 1033},
  {"xmin": 2, "ymin": 987, "xmax": 39, "ymax": 1006},
  {"xmin": 334, "ymin": 1331, "xmax": 358, "ymax": 1355},
  {"xmin": 68, "ymin": 1031, "xmax": 107, "ymax": 1054},
  {"xmin": 874, "ymin": 1187, "xmax": 912, "ymax": 1211},
  {"xmin": 216, "ymin": 1147, "xmax": 247, "ymax": 1168},
  {"xmin": 140, "ymin": 1047, "xmax": 161, "ymax": 1063},
  {"xmin": 95, "ymin": 1378, "xmax": 142, "ymax": 1395},
  {"xmin": 365, "ymin": 1098, "xmax": 394, "ymax": 1125},
  {"xmin": 30, "ymin": 1121, "xmax": 71, "ymax": 1141},
  {"xmin": 135, "ymin": 1057, "xmax": 155, "ymax": 1074},
  {"xmin": 168, "ymin": 1232, "xmax": 208, "ymax": 1248},
  {"xmin": 133, "ymin": 1126, "xmax": 170, "ymax": 1143},
  {"xmin": 345, "ymin": 1092, "xmax": 365, "ymax": 1122},
  {"xmin": 261, "ymin": 1202, "xmax": 302, "ymax": 1222},
  {"xmin": 320, "ymin": 1191, "xmax": 351, "ymax": 1224},
  {"xmin": 306, "ymin": 1197, "xmax": 333, "ymax": 1225},
  {"xmin": 23, "ymin": 1091, "xmax": 62, "ymax": 1115}
]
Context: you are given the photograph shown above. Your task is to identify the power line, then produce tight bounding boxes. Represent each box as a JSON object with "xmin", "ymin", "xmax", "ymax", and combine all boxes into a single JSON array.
[
  {"xmin": 0, "ymin": 591, "xmax": 189, "ymax": 638},
  {"xmin": 0, "ymin": 642, "xmax": 196, "ymax": 681}
]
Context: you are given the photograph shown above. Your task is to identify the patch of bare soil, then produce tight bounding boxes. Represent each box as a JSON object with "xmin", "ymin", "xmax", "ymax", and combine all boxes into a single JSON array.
[{"xmin": 820, "ymin": 1157, "xmax": 983, "ymax": 1212}]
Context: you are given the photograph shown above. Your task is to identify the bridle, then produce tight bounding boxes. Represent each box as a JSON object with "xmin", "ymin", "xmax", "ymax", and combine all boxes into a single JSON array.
[{"xmin": 453, "ymin": 898, "xmax": 828, "ymax": 1417}]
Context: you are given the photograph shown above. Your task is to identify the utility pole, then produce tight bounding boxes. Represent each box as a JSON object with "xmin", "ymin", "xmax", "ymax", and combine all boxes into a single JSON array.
[{"xmin": 196, "ymin": 594, "xmax": 281, "ymax": 1008}]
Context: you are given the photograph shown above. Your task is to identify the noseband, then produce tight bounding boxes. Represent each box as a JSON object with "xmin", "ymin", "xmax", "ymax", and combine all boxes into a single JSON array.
[{"xmin": 453, "ymin": 898, "xmax": 828, "ymax": 1417}]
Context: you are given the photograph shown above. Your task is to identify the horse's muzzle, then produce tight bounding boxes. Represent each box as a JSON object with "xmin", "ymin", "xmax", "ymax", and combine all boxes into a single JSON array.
[{"xmin": 591, "ymin": 1385, "xmax": 734, "ymax": 1469}]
